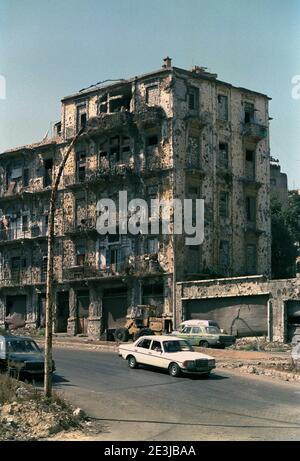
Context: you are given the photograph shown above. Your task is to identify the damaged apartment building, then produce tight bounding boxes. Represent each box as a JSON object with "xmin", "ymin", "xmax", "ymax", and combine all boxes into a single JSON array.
[{"xmin": 0, "ymin": 57, "xmax": 279, "ymax": 339}]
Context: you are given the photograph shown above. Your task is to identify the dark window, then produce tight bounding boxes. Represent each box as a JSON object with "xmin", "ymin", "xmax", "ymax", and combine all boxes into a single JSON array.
[
  {"xmin": 76, "ymin": 243, "xmax": 86, "ymax": 266},
  {"xmin": 146, "ymin": 136, "xmax": 158, "ymax": 147},
  {"xmin": 77, "ymin": 104, "xmax": 87, "ymax": 131},
  {"xmin": 219, "ymin": 143, "xmax": 229, "ymax": 168},
  {"xmin": 219, "ymin": 192, "xmax": 229, "ymax": 218},
  {"xmin": 43, "ymin": 159, "xmax": 53, "ymax": 187},
  {"xmin": 245, "ymin": 149, "xmax": 255, "ymax": 180},
  {"xmin": 188, "ymin": 185, "xmax": 199, "ymax": 196},
  {"xmin": 151, "ymin": 340, "xmax": 162, "ymax": 352},
  {"xmin": 76, "ymin": 151, "xmax": 86, "ymax": 182},
  {"xmin": 137, "ymin": 338, "xmax": 151, "ymax": 349},
  {"xmin": 22, "ymin": 215, "xmax": 28, "ymax": 232},
  {"xmin": 80, "ymin": 113, "xmax": 87, "ymax": 129},
  {"xmin": 244, "ymin": 102, "xmax": 254, "ymax": 123},
  {"xmin": 23, "ymin": 168, "xmax": 29, "ymax": 187},
  {"xmin": 217, "ymin": 95, "xmax": 228, "ymax": 121},
  {"xmin": 246, "ymin": 196, "xmax": 256, "ymax": 222},
  {"xmin": 246, "ymin": 150, "xmax": 254, "ymax": 162},
  {"xmin": 188, "ymin": 87, "xmax": 199, "ymax": 110}
]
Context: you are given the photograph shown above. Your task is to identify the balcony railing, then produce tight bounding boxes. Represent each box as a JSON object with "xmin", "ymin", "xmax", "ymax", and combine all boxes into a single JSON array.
[
  {"xmin": 0, "ymin": 224, "xmax": 48, "ymax": 242},
  {"xmin": 86, "ymin": 112, "xmax": 134, "ymax": 135},
  {"xmin": 0, "ymin": 270, "xmax": 45, "ymax": 287},
  {"xmin": 62, "ymin": 261, "xmax": 129, "ymax": 281},
  {"xmin": 242, "ymin": 122, "xmax": 267, "ymax": 142},
  {"xmin": 134, "ymin": 106, "xmax": 165, "ymax": 129},
  {"xmin": 63, "ymin": 163, "xmax": 135, "ymax": 187},
  {"xmin": 62, "ymin": 253, "xmax": 164, "ymax": 281}
]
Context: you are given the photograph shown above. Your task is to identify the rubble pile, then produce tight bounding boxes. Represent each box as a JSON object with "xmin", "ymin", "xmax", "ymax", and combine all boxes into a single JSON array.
[
  {"xmin": 0, "ymin": 376, "xmax": 87, "ymax": 441},
  {"xmin": 229, "ymin": 337, "xmax": 292, "ymax": 352}
]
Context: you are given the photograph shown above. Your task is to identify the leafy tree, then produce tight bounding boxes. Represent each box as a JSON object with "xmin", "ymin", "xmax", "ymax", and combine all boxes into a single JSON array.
[{"xmin": 271, "ymin": 195, "xmax": 298, "ymax": 279}]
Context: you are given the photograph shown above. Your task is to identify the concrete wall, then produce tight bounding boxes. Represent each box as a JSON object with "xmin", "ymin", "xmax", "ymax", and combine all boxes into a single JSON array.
[{"xmin": 176, "ymin": 276, "xmax": 300, "ymax": 342}]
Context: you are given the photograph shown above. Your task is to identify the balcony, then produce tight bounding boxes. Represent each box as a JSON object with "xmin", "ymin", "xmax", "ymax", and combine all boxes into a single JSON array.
[
  {"xmin": 62, "ymin": 261, "xmax": 130, "ymax": 281},
  {"xmin": 86, "ymin": 112, "xmax": 134, "ymax": 136},
  {"xmin": 62, "ymin": 253, "xmax": 164, "ymax": 282},
  {"xmin": 133, "ymin": 254, "xmax": 163, "ymax": 275},
  {"xmin": 64, "ymin": 218, "xmax": 97, "ymax": 235},
  {"xmin": 241, "ymin": 122, "xmax": 267, "ymax": 143},
  {"xmin": 185, "ymin": 159, "xmax": 205, "ymax": 177},
  {"xmin": 185, "ymin": 111, "xmax": 212, "ymax": 129},
  {"xmin": 0, "ymin": 270, "xmax": 43, "ymax": 287},
  {"xmin": 64, "ymin": 163, "xmax": 136, "ymax": 188},
  {"xmin": 134, "ymin": 106, "xmax": 165, "ymax": 130},
  {"xmin": 0, "ymin": 224, "xmax": 48, "ymax": 245}
]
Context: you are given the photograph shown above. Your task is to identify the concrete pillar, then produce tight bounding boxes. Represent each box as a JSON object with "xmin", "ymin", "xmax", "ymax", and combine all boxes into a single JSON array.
[
  {"xmin": 87, "ymin": 285, "xmax": 102, "ymax": 338},
  {"xmin": 25, "ymin": 289, "xmax": 37, "ymax": 328},
  {"xmin": 175, "ymin": 283, "xmax": 183, "ymax": 328},
  {"xmin": 67, "ymin": 287, "xmax": 77, "ymax": 336}
]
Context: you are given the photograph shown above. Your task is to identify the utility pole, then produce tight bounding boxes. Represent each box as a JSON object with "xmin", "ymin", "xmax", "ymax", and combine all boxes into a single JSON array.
[
  {"xmin": 172, "ymin": 232, "xmax": 176, "ymax": 331},
  {"xmin": 44, "ymin": 127, "xmax": 84, "ymax": 398}
]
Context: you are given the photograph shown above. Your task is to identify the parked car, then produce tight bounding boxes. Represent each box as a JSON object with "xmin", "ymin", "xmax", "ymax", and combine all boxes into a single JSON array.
[
  {"xmin": 118, "ymin": 335, "xmax": 216, "ymax": 377},
  {"xmin": 173, "ymin": 324, "xmax": 236, "ymax": 348},
  {"xmin": 0, "ymin": 334, "xmax": 55, "ymax": 379},
  {"xmin": 172, "ymin": 319, "xmax": 222, "ymax": 334}
]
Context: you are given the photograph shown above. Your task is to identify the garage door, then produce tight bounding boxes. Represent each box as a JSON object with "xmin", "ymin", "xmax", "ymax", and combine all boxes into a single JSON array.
[
  {"xmin": 186, "ymin": 295, "xmax": 269, "ymax": 337},
  {"xmin": 77, "ymin": 290, "xmax": 89, "ymax": 335},
  {"xmin": 287, "ymin": 300, "xmax": 300, "ymax": 344},
  {"xmin": 102, "ymin": 288, "xmax": 128, "ymax": 334}
]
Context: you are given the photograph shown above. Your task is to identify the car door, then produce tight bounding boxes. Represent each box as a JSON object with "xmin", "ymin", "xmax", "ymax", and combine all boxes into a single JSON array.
[
  {"xmin": 178, "ymin": 326, "xmax": 193, "ymax": 344},
  {"xmin": 133, "ymin": 338, "xmax": 152, "ymax": 365},
  {"xmin": 190, "ymin": 327, "xmax": 203, "ymax": 345},
  {"xmin": 148, "ymin": 340, "xmax": 166, "ymax": 368}
]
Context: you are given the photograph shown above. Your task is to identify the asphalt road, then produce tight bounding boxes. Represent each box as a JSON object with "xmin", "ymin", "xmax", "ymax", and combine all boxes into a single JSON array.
[{"xmin": 51, "ymin": 347, "xmax": 300, "ymax": 441}]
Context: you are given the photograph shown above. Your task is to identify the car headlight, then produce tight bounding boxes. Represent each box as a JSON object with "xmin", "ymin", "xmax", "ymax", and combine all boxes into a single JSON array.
[
  {"xmin": 208, "ymin": 359, "xmax": 215, "ymax": 367},
  {"xmin": 183, "ymin": 360, "xmax": 195, "ymax": 368}
]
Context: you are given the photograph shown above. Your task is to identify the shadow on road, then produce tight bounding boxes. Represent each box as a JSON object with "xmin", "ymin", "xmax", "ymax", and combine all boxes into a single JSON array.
[{"xmin": 136, "ymin": 364, "xmax": 229, "ymax": 380}]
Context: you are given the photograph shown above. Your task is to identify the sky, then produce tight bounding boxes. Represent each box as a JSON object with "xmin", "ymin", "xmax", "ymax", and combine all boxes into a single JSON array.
[{"xmin": 0, "ymin": 0, "xmax": 299, "ymax": 188}]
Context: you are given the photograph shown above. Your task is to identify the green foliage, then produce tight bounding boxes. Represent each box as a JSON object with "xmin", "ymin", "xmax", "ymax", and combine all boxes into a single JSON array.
[
  {"xmin": 39, "ymin": 328, "xmax": 45, "ymax": 337},
  {"xmin": 271, "ymin": 195, "xmax": 299, "ymax": 278}
]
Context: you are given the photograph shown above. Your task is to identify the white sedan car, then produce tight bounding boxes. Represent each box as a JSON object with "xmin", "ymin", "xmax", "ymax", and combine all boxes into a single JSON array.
[{"xmin": 118, "ymin": 335, "xmax": 216, "ymax": 377}]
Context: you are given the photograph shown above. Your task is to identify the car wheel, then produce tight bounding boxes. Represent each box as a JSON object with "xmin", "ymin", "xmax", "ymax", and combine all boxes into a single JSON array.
[
  {"xmin": 199, "ymin": 340, "xmax": 209, "ymax": 348},
  {"xmin": 168, "ymin": 362, "xmax": 181, "ymax": 377},
  {"xmin": 134, "ymin": 328, "xmax": 154, "ymax": 339},
  {"xmin": 127, "ymin": 355, "xmax": 138, "ymax": 369},
  {"xmin": 114, "ymin": 328, "xmax": 129, "ymax": 342}
]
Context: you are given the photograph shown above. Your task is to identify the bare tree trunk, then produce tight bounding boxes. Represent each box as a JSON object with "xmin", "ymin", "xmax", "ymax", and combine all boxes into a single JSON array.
[{"xmin": 44, "ymin": 128, "xmax": 83, "ymax": 398}]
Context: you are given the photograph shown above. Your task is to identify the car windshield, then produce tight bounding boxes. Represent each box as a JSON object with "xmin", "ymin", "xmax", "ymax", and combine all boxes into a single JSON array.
[
  {"xmin": 163, "ymin": 340, "xmax": 194, "ymax": 353},
  {"xmin": 205, "ymin": 326, "xmax": 221, "ymax": 334},
  {"xmin": 6, "ymin": 339, "xmax": 41, "ymax": 354}
]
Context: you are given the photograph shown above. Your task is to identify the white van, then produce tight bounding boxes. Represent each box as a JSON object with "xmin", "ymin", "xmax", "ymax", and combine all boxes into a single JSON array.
[{"xmin": 173, "ymin": 319, "xmax": 221, "ymax": 334}]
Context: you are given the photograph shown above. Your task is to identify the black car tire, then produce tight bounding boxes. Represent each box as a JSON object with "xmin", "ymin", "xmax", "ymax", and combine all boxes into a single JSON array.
[
  {"xmin": 168, "ymin": 362, "xmax": 181, "ymax": 377},
  {"xmin": 114, "ymin": 328, "xmax": 130, "ymax": 342},
  {"xmin": 199, "ymin": 340, "xmax": 209, "ymax": 348},
  {"xmin": 128, "ymin": 355, "xmax": 138, "ymax": 369},
  {"xmin": 135, "ymin": 328, "xmax": 154, "ymax": 339}
]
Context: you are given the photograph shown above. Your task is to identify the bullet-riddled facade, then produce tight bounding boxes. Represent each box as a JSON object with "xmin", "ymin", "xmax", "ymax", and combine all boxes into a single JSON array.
[{"xmin": 0, "ymin": 59, "xmax": 271, "ymax": 337}]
